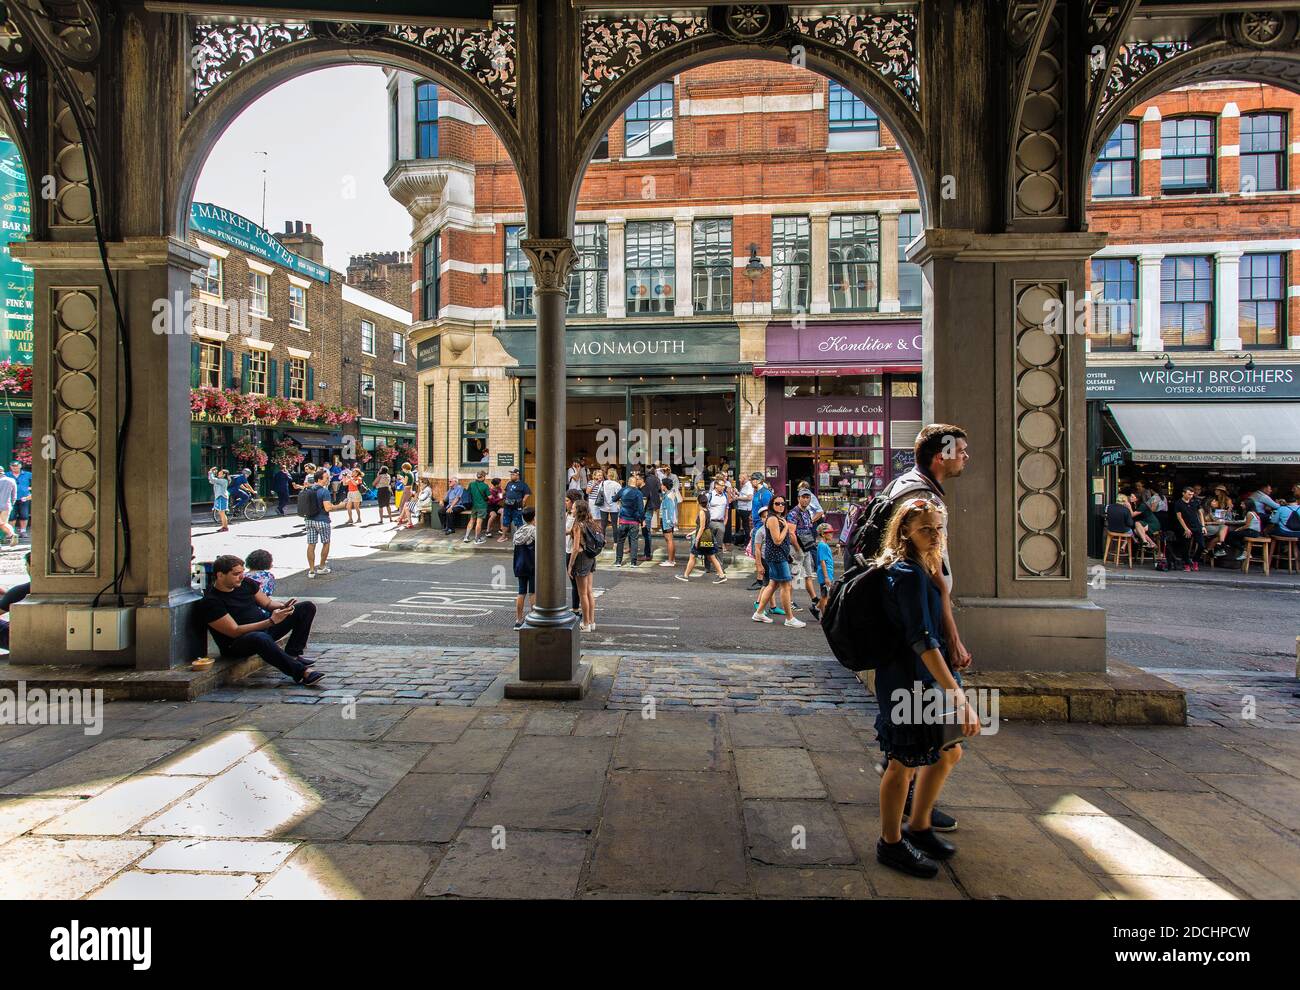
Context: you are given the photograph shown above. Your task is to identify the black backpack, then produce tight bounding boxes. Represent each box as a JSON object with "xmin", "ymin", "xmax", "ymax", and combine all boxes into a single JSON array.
[
  {"xmin": 845, "ymin": 480, "xmax": 935, "ymax": 563},
  {"xmin": 820, "ymin": 557, "xmax": 895, "ymax": 672},
  {"xmin": 296, "ymin": 485, "xmax": 319, "ymax": 517},
  {"xmin": 581, "ymin": 523, "xmax": 606, "ymax": 557}
]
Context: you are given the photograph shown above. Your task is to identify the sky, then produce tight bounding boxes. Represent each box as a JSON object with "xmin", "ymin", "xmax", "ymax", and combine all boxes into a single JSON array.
[{"xmin": 194, "ymin": 66, "xmax": 411, "ymax": 273}]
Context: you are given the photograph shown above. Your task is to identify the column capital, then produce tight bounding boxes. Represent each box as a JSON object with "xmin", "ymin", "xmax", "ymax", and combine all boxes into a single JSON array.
[
  {"xmin": 520, "ymin": 238, "xmax": 577, "ymax": 294},
  {"xmin": 907, "ymin": 229, "xmax": 1108, "ymax": 266},
  {"xmin": 11, "ymin": 236, "xmax": 209, "ymax": 272},
  {"xmin": 1215, "ymin": 248, "xmax": 1245, "ymax": 262},
  {"xmin": 877, "ymin": 208, "xmax": 902, "ymax": 220}
]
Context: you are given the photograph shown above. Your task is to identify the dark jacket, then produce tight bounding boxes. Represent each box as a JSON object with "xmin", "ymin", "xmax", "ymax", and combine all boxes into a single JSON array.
[
  {"xmin": 617, "ymin": 485, "xmax": 646, "ymax": 523},
  {"xmin": 271, "ymin": 469, "xmax": 291, "ymax": 495},
  {"xmin": 880, "ymin": 558, "xmax": 948, "ymax": 680},
  {"xmin": 642, "ymin": 472, "xmax": 662, "ymax": 512}
]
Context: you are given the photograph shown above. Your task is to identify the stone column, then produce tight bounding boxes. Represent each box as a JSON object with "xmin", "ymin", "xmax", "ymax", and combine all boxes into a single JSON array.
[
  {"xmin": 878, "ymin": 209, "xmax": 901, "ymax": 313},
  {"xmin": 1137, "ymin": 253, "xmax": 1165, "ymax": 351},
  {"xmin": 674, "ymin": 217, "xmax": 693, "ymax": 318},
  {"xmin": 9, "ymin": 238, "xmax": 211, "ymax": 669},
  {"xmin": 809, "ymin": 211, "xmax": 830, "ymax": 315},
  {"xmin": 607, "ymin": 219, "xmax": 626, "ymax": 319},
  {"xmin": 1214, "ymin": 249, "xmax": 1243, "ymax": 351},
  {"xmin": 910, "ymin": 229, "xmax": 1108, "ymax": 672},
  {"xmin": 509, "ymin": 238, "xmax": 590, "ymax": 698}
]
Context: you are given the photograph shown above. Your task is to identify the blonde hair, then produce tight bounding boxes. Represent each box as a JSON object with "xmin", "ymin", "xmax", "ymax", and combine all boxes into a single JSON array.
[{"xmin": 872, "ymin": 498, "xmax": 945, "ymax": 577}]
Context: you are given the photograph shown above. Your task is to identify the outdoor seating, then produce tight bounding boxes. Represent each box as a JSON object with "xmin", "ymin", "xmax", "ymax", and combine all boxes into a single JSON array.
[
  {"xmin": 1242, "ymin": 537, "xmax": 1272, "ymax": 575},
  {"xmin": 1269, "ymin": 535, "xmax": 1298, "ymax": 574},
  {"xmin": 1103, "ymin": 531, "xmax": 1133, "ymax": 568}
]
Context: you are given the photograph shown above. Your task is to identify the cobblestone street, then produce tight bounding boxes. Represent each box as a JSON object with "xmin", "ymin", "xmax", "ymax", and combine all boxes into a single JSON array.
[{"xmin": 1, "ymin": 701, "xmax": 1297, "ymax": 900}]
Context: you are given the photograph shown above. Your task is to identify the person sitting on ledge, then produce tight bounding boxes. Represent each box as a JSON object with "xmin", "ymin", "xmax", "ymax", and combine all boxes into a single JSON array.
[{"xmin": 199, "ymin": 553, "xmax": 324, "ymax": 686}]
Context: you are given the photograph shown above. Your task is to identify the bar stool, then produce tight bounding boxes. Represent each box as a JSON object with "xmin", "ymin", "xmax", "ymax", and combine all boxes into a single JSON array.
[
  {"xmin": 1242, "ymin": 537, "xmax": 1272, "ymax": 575},
  {"xmin": 1103, "ymin": 531, "xmax": 1133, "ymax": 568},
  {"xmin": 1270, "ymin": 535, "xmax": 1298, "ymax": 575},
  {"xmin": 1135, "ymin": 532, "xmax": 1160, "ymax": 565}
]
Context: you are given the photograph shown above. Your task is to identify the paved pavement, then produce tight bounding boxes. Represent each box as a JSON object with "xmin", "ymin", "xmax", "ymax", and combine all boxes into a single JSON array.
[{"xmin": 1, "ymin": 701, "xmax": 1297, "ymax": 899}]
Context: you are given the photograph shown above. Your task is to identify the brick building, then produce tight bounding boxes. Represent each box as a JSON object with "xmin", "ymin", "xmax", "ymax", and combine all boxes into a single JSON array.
[
  {"xmin": 1085, "ymin": 81, "xmax": 1300, "ymax": 552},
  {"xmin": 186, "ymin": 204, "xmax": 414, "ymax": 503},
  {"xmin": 387, "ymin": 60, "xmax": 925, "ymax": 531}
]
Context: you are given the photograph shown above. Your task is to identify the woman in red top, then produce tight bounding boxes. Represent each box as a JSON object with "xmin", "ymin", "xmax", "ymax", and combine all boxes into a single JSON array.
[
  {"xmin": 485, "ymin": 477, "xmax": 505, "ymax": 537},
  {"xmin": 344, "ymin": 468, "xmax": 366, "ymax": 526}
]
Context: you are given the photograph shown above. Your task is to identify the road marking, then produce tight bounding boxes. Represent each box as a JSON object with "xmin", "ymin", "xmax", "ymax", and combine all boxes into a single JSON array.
[{"xmin": 341, "ymin": 613, "xmax": 472, "ymax": 629}]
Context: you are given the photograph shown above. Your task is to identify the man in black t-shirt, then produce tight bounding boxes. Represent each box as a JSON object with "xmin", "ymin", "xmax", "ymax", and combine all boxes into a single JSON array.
[
  {"xmin": 0, "ymin": 551, "xmax": 31, "ymax": 650},
  {"xmin": 199, "ymin": 554, "xmax": 324, "ymax": 684},
  {"xmin": 1172, "ymin": 486, "xmax": 1205, "ymax": 570}
]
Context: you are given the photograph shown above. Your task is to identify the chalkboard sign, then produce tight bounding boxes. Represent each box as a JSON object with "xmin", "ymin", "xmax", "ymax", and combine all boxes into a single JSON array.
[{"xmin": 496, "ymin": 452, "xmax": 515, "ymax": 467}]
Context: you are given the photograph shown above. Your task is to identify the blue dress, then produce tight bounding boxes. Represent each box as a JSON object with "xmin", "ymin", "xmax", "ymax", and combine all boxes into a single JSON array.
[{"xmin": 872, "ymin": 558, "xmax": 963, "ymax": 767}]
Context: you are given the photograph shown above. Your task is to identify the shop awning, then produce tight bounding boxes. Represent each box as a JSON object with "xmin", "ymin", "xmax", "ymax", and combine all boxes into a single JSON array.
[
  {"xmin": 282, "ymin": 430, "xmax": 345, "ymax": 447},
  {"xmin": 785, "ymin": 420, "xmax": 884, "ymax": 438},
  {"xmin": 1107, "ymin": 402, "xmax": 1300, "ymax": 465}
]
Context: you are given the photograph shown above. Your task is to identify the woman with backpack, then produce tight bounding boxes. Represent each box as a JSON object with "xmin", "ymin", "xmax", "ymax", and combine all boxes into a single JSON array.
[
  {"xmin": 751, "ymin": 495, "xmax": 804, "ymax": 627},
  {"xmin": 872, "ymin": 498, "xmax": 979, "ymax": 879},
  {"xmin": 676, "ymin": 491, "xmax": 727, "ymax": 584},
  {"xmin": 567, "ymin": 499, "xmax": 601, "ymax": 632}
]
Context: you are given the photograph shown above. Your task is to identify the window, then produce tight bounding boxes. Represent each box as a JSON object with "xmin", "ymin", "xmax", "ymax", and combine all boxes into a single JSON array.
[
  {"xmin": 289, "ymin": 358, "xmax": 307, "ymax": 400},
  {"xmin": 897, "ymin": 211, "xmax": 923, "ymax": 311},
  {"xmin": 625, "ymin": 82, "xmax": 674, "ymax": 158},
  {"xmin": 393, "ymin": 380, "xmax": 407, "ymax": 421},
  {"xmin": 288, "ymin": 285, "xmax": 306, "ymax": 328},
  {"xmin": 505, "ymin": 225, "xmax": 534, "ymax": 319},
  {"xmin": 829, "ymin": 214, "xmax": 880, "ymax": 312},
  {"xmin": 625, "ymin": 220, "xmax": 675, "ymax": 314},
  {"xmin": 1089, "ymin": 258, "xmax": 1137, "ymax": 350},
  {"xmin": 461, "ymin": 381, "xmax": 489, "ymax": 464},
  {"xmin": 692, "ymin": 218, "xmax": 732, "ymax": 314},
  {"xmin": 1091, "ymin": 120, "xmax": 1138, "ymax": 197},
  {"xmin": 416, "ymin": 81, "xmax": 438, "ymax": 159},
  {"xmin": 360, "ymin": 373, "xmax": 376, "ymax": 419},
  {"xmin": 772, "ymin": 216, "xmax": 811, "ymax": 313},
  {"xmin": 390, "ymin": 92, "xmax": 399, "ymax": 164},
  {"xmin": 199, "ymin": 256, "xmax": 222, "ymax": 297},
  {"xmin": 393, "ymin": 331, "xmax": 406, "ymax": 363},
  {"xmin": 1239, "ymin": 253, "xmax": 1285, "ymax": 348},
  {"xmin": 247, "ymin": 272, "xmax": 268, "ymax": 317},
  {"xmin": 592, "ymin": 131, "xmax": 610, "ymax": 161},
  {"xmin": 1160, "ymin": 256, "xmax": 1213, "ymax": 348},
  {"xmin": 568, "ymin": 222, "xmax": 608, "ymax": 316},
  {"xmin": 361, "ymin": 319, "xmax": 376, "ymax": 356},
  {"xmin": 1240, "ymin": 112, "xmax": 1285, "ymax": 193},
  {"xmin": 422, "ymin": 232, "xmax": 440, "ymax": 321},
  {"xmin": 199, "ymin": 341, "xmax": 222, "ymax": 388},
  {"xmin": 1161, "ymin": 117, "xmax": 1214, "ymax": 193},
  {"xmin": 828, "ymin": 82, "xmax": 880, "ymax": 151},
  {"xmin": 247, "ymin": 350, "xmax": 268, "ymax": 395}
]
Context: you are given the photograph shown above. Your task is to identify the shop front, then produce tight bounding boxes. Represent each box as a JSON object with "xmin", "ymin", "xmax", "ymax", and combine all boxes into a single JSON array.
[
  {"xmin": 1085, "ymin": 362, "xmax": 1300, "ymax": 556},
  {"xmin": 495, "ymin": 323, "xmax": 746, "ymax": 518},
  {"xmin": 190, "ymin": 416, "xmax": 349, "ymax": 505},
  {"xmin": 759, "ymin": 320, "xmax": 922, "ymax": 528},
  {"xmin": 358, "ymin": 420, "xmax": 418, "ymax": 481}
]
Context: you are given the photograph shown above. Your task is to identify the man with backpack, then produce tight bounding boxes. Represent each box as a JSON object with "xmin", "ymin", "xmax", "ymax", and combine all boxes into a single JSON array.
[
  {"xmin": 300, "ymin": 468, "xmax": 341, "ymax": 579},
  {"xmin": 614, "ymin": 473, "xmax": 646, "ymax": 567}
]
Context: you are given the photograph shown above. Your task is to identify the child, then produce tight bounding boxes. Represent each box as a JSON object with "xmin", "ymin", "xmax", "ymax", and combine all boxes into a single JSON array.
[
  {"xmin": 415, "ymin": 482, "xmax": 434, "ymax": 528},
  {"xmin": 244, "ymin": 548, "xmax": 276, "ymax": 597},
  {"xmin": 512, "ymin": 506, "xmax": 537, "ymax": 630},
  {"xmin": 814, "ymin": 523, "xmax": 835, "ymax": 620}
]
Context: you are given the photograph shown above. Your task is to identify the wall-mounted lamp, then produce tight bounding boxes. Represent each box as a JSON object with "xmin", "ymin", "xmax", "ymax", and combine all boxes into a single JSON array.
[
  {"xmin": 743, "ymin": 244, "xmax": 764, "ymax": 282},
  {"xmin": 479, "ymin": 268, "xmax": 489, "ymax": 284},
  {"xmin": 1236, "ymin": 352, "xmax": 1255, "ymax": 371},
  {"xmin": 1156, "ymin": 353, "xmax": 1174, "ymax": 371}
]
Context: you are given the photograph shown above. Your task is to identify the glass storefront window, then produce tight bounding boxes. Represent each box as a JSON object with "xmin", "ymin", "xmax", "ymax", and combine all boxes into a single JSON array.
[{"xmin": 781, "ymin": 376, "xmax": 881, "ymax": 398}]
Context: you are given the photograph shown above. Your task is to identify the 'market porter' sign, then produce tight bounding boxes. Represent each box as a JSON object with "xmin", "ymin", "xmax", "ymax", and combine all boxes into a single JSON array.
[{"xmin": 189, "ymin": 202, "xmax": 331, "ymax": 283}]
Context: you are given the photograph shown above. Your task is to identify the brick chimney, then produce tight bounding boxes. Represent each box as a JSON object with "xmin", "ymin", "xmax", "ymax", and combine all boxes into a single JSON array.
[{"xmin": 273, "ymin": 219, "xmax": 325, "ymax": 264}]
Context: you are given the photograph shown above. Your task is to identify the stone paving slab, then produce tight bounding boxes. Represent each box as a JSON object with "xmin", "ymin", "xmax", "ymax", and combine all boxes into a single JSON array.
[{"xmin": 4, "ymin": 699, "xmax": 1299, "ymax": 900}]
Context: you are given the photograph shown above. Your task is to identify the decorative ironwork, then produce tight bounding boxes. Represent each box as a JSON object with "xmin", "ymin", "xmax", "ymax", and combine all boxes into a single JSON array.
[
  {"xmin": 389, "ymin": 21, "xmax": 517, "ymax": 117},
  {"xmin": 15, "ymin": 0, "xmax": 99, "ymax": 68},
  {"xmin": 0, "ymin": 13, "xmax": 32, "ymax": 67},
  {"xmin": 581, "ymin": 15, "xmax": 709, "ymax": 111},
  {"xmin": 791, "ymin": 10, "xmax": 919, "ymax": 111},
  {"xmin": 724, "ymin": 5, "xmax": 772, "ymax": 39},
  {"xmin": 1095, "ymin": 41, "xmax": 1192, "ymax": 120},
  {"xmin": 192, "ymin": 21, "xmax": 312, "ymax": 101},
  {"xmin": 1, "ymin": 68, "xmax": 26, "ymax": 128},
  {"xmin": 1226, "ymin": 11, "xmax": 1297, "ymax": 50}
]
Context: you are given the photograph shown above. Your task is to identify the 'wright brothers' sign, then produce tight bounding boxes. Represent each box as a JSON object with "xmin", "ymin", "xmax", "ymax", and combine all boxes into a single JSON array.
[{"xmin": 1086, "ymin": 364, "xmax": 1299, "ymax": 400}]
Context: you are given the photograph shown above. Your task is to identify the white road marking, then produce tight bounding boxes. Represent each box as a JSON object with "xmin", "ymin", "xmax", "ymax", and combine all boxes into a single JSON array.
[{"xmin": 342, "ymin": 615, "xmax": 473, "ymax": 629}]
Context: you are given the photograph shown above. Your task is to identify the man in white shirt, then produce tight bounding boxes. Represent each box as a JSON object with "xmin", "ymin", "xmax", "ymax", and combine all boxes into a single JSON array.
[
  {"xmin": 706, "ymin": 476, "xmax": 732, "ymax": 564},
  {"xmin": 734, "ymin": 474, "xmax": 755, "ymax": 546}
]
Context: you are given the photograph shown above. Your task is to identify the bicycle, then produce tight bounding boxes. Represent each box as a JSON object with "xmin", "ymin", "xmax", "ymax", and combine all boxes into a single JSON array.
[{"xmin": 213, "ymin": 496, "xmax": 267, "ymax": 524}]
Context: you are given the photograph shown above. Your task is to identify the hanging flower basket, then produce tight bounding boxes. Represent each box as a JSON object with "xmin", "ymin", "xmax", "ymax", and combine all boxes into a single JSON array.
[
  {"xmin": 271, "ymin": 437, "xmax": 305, "ymax": 469},
  {"xmin": 12, "ymin": 435, "xmax": 32, "ymax": 467},
  {"xmin": 0, "ymin": 361, "xmax": 32, "ymax": 395},
  {"xmin": 190, "ymin": 387, "xmax": 359, "ymax": 427},
  {"xmin": 231, "ymin": 435, "xmax": 268, "ymax": 469}
]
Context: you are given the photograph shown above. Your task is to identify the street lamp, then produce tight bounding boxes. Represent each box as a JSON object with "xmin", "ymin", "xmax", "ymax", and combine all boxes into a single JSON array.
[{"xmin": 743, "ymin": 243, "xmax": 764, "ymax": 309}]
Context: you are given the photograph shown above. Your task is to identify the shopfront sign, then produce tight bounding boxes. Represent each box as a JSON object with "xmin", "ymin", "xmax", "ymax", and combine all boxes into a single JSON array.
[
  {"xmin": 189, "ymin": 202, "xmax": 331, "ymax": 283},
  {"xmin": 416, "ymin": 336, "xmax": 441, "ymax": 371},
  {"xmin": 779, "ymin": 396, "xmax": 886, "ymax": 420},
  {"xmin": 494, "ymin": 323, "xmax": 740, "ymax": 370},
  {"xmin": 0, "ymin": 138, "xmax": 33, "ymax": 365},
  {"xmin": 1099, "ymin": 447, "xmax": 1126, "ymax": 467},
  {"xmin": 1086, "ymin": 363, "xmax": 1300, "ymax": 400},
  {"xmin": 764, "ymin": 321, "xmax": 922, "ymax": 369}
]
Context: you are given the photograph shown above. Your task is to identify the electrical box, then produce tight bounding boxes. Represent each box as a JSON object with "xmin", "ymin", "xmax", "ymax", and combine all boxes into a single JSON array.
[
  {"xmin": 92, "ymin": 608, "xmax": 134, "ymax": 651},
  {"xmin": 66, "ymin": 609, "xmax": 95, "ymax": 651}
]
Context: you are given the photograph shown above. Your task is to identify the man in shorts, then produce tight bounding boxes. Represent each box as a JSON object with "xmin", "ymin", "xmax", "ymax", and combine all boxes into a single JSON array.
[
  {"xmin": 8, "ymin": 461, "xmax": 31, "ymax": 542},
  {"xmin": 303, "ymin": 468, "xmax": 340, "ymax": 578},
  {"xmin": 465, "ymin": 470, "xmax": 491, "ymax": 544},
  {"xmin": 0, "ymin": 470, "xmax": 16, "ymax": 546}
]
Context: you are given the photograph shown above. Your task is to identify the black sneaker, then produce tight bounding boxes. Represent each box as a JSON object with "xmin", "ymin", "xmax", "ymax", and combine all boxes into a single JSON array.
[
  {"xmin": 905, "ymin": 782, "xmax": 958, "ymax": 832},
  {"xmin": 297, "ymin": 669, "xmax": 326, "ymax": 686},
  {"xmin": 902, "ymin": 823, "xmax": 956, "ymax": 860},
  {"xmin": 747, "ymin": 579, "xmax": 764, "ymax": 591},
  {"xmin": 876, "ymin": 837, "xmax": 939, "ymax": 879},
  {"xmin": 808, "ymin": 603, "xmax": 822, "ymax": 622}
]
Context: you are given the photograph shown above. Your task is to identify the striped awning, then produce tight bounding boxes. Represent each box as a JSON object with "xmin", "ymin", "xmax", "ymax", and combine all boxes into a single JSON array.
[{"xmin": 784, "ymin": 420, "xmax": 884, "ymax": 438}]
